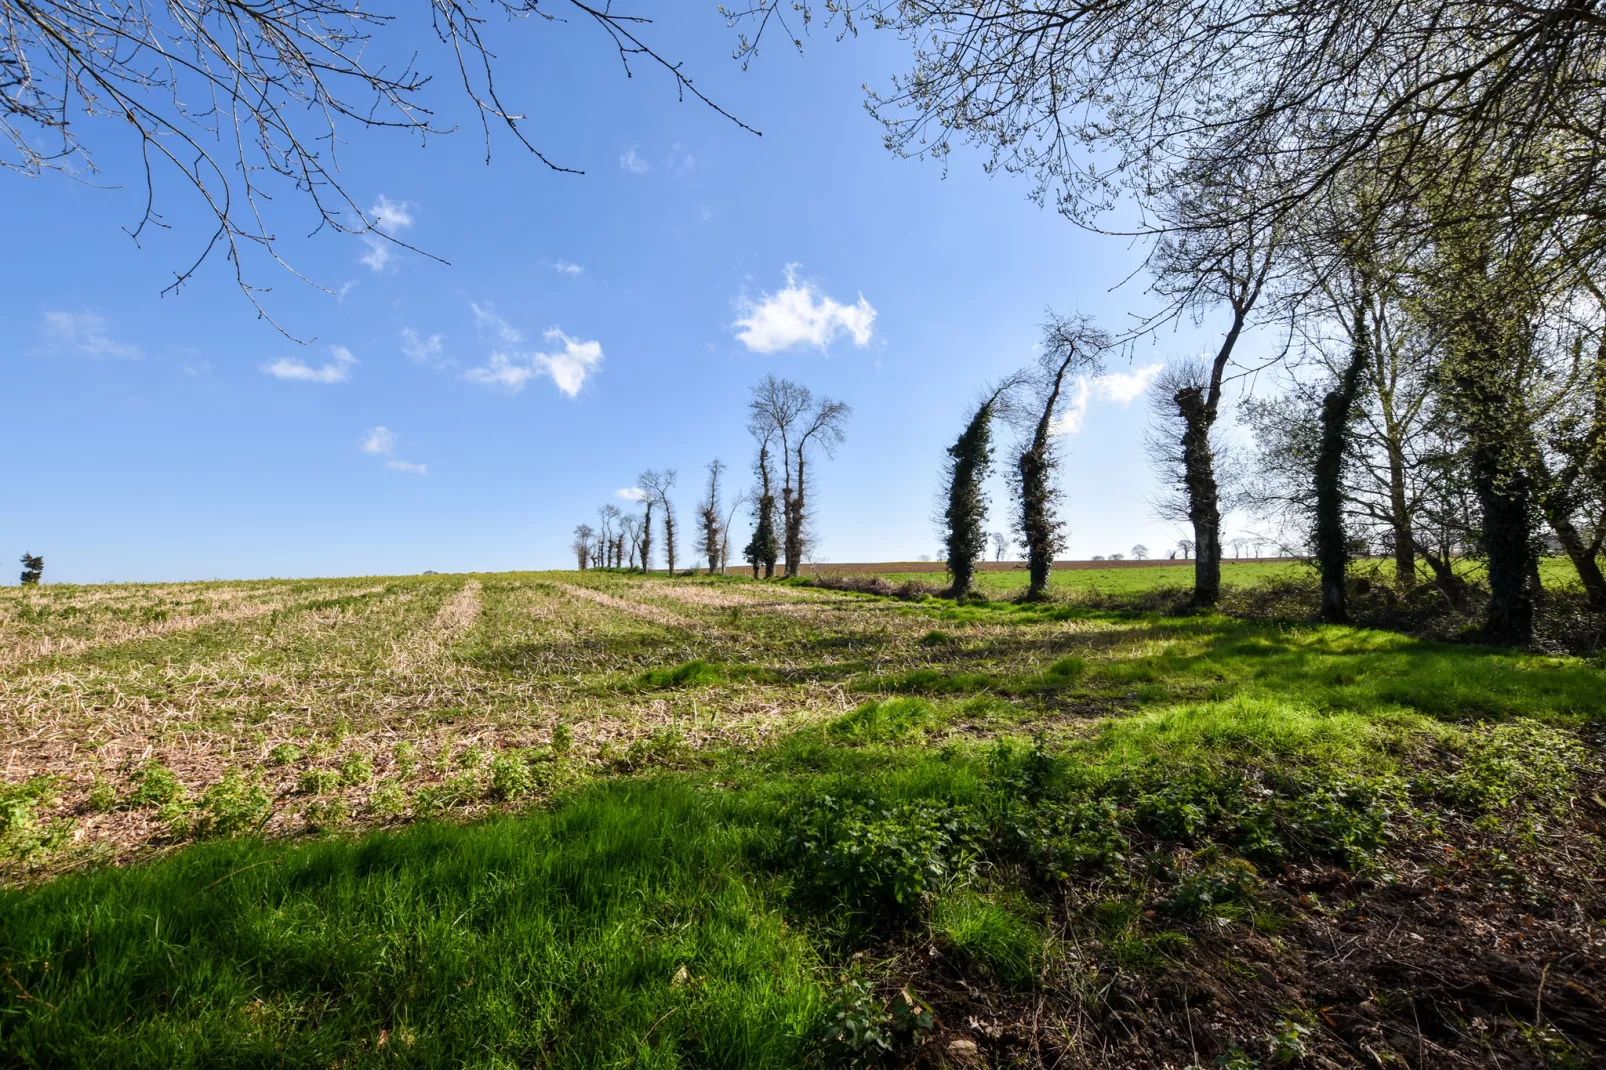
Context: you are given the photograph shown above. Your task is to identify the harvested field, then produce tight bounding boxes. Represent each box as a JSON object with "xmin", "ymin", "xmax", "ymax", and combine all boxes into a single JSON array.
[{"xmin": 2, "ymin": 569, "xmax": 1603, "ymax": 1068}]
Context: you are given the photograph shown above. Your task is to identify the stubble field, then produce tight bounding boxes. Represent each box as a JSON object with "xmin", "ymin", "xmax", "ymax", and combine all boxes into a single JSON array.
[{"xmin": 1, "ymin": 569, "xmax": 1603, "ymax": 1068}]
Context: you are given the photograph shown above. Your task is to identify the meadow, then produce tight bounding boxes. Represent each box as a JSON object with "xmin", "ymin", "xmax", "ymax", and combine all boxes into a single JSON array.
[{"xmin": 1, "ymin": 568, "xmax": 1602, "ymax": 1068}]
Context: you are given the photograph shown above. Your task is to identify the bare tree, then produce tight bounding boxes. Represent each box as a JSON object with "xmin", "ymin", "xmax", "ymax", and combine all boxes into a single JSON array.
[
  {"xmin": 991, "ymin": 532, "xmax": 1010, "ymax": 562},
  {"xmin": 1177, "ymin": 539, "xmax": 1195, "ymax": 559},
  {"xmin": 699, "ymin": 459, "xmax": 726, "ymax": 574},
  {"xmin": 747, "ymin": 375, "xmax": 849, "ymax": 577},
  {"xmin": 571, "ymin": 525, "xmax": 594, "ymax": 571},
  {"xmin": 597, "ymin": 505, "xmax": 622, "ymax": 569},
  {"xmin": 720, "ymin": 489, "xmax": 751, "ymax": 576},
  {"xmin": 1131, "ymin": 544, "xmax": 1148, "ymax": 560},
  {"xmin": 619, "ymin": 514, "xmax": 643, "ymax": 571},
  {"xmin": 1015, "ymin": 315, "xmax": 1108, "ymax": 599},
  {"xmin": 6, "ymin": 0, "xmax": 759, "ymax": 327},
  {"xmin": 638, "ymin": 469, "xmax": 679, "ymax": 574}
]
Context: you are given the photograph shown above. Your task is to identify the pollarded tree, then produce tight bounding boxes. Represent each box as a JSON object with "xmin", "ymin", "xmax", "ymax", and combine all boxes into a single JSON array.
[
  {"xmin": 747, "ymin": 375, "xmax": 850, "ymax": 577},
  {"xmin": 571, "ymin": 526, "xmax": 594, "ymax": 571},
  {"xmin": 699, "ymin": 460, "xmax": 726, "ymax": 574},
  {"xmin": 639, "ymin": 469, "xmax": 679, "ymax": 574},
  {"xmin": 1015, "ymin": 315, "xmax": 1108, "ymax": 599},
  {"xmin": 745, "ymin": 436, "xmax": 780, "ymax": 579},
  {"xmin": 19, "ymin": 553, "xmax": 43, "ymax": 585},
  {"xmin": 940, "ymin": 374, "xmax": 1024, "ymax": 598}
]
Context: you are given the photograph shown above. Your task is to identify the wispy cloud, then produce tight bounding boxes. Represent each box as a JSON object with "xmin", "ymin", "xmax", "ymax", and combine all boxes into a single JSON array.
[
  {"xmin": 360, "ymin": 194, "xmax": 417, "ymax": 272},
  {"xmin": 619, "ymin": 147, "xmax": 650, "ymax": 174},
  {"xmin": 360, "ymin": 424, "xmax": 427, "ymax": 473},
  {"xmin": 553, "ymin": 260, "xmax": 584, "ymax": 276},
  {"xmin": 400, "ymin": 328, "xmax": 447, "ymax": 367},
  {"xmin": 464, "ymin": 327, "xmax": 603, "ymax": 398},
  {"xmin": 361, "ymin": 426, "xmax": 397, "ymax": 455},
  {"xmin": 39, "ymin": 311, "xmax": 141, "ymax": 359},
  {"xmin": 733, "ymin": 265, "xmax": 876, "ymax": 353},
  {"xmin": 470, "ymin": 302, "xmax": 524, "ymax": 344},
  {"xmin": 616, "ymin": 487, "xmax": 648, "ymax": 502},
  {"xmin": 1051, "ymin": 363, "xmax": 1164, "ymax": 436},
  {"xmin": 667, "ymin": 143, "xmax": 696, "ymax": 177},
  {"xmin": 262, "ymin": 345, "xmax": 356, "ymax": 384}
]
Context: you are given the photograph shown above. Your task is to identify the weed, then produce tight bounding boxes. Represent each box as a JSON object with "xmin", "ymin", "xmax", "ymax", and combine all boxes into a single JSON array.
[
  {"xmin": 817, "ymin": 979, "xmax": 935, "ymax": 1069},
  {"xmin": 128, "ymin": 761, "xmax": 184, "ymax": 810},
  {"xmin": 337, "ymin": 753, "xmax": 373, "ymax": 786},
  {"xmin": 86, "ymin": 777, "xmax": 117, "ymax": 814},
  {"xmin": 393, "ymin": 741, "xmax": 419, "ymax": 779},
  {"xmin": 639, "ymin": 659, "xmax": 724, "ymax": 688},
  {"xmin": 296, "ymin": 768, "xmax": 341, "ymax": 796},
  {"xmin": 196, "ymin": 771, "xmax": 272, "ymax": 837},
  {"xmin": 0, "ymin": 778, "xmax": 70, "ymax": 861},
  {"xmin": 266, "ymin": 743, "xmax": 302, "ymax": 766},
  {"xmin": 368, "ymin": 780, "xmax": 408, "ymax": 819}
]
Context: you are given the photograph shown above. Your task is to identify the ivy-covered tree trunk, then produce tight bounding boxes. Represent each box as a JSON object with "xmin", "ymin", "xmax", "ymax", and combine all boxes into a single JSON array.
[
  {"xmin": 1313, "ymin": 299, "xmax": 1372, "ymax": 623},
  {"xmin": 1019, "ymin": 368, "xmax": 1073, "ymax": 600},
  {"xmin": 943, "ymin": 395, "xmax": 1000, "ymax": 599},
  {"xmin": 640, "ymin": 501, "xmax": 654, "ymax": 574},
  {"xmin": 1175, "ymin": 386, "xmax": 1222, "ymax": 606}
]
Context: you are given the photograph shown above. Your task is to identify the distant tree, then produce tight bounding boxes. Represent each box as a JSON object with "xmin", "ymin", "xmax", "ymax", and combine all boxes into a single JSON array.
[
  {"xmin": 1016, "ymin": 315, "xmax": 1108, "ymax": 599},
  {"xmin": 991, "ymin": 532, "xmax": 1009, "ymax": 562},
  {"xmin": 745, "ymin": 434, "xmax": 781, "ymax": 578},
  {"xmin": 639, "ymin": 469, "xmax": 679, "ymax": 574},
  {"xmin": 1092, "ymin": 555, "xmax": 1106, "ymax": 561},
  {"xmin": 748, "ymin": 375, "xmax": 850, "ymax": 577},
  {"xmin": 1131, "ymin": 544, "xmax": 1148, "ymax": 560},
  {"xmin": 699, "ymin": 459, "xmax": 726, "ymax": 574},
  {"xmin": 620, "ymin": 515, "xmax": 643, "ymax": 570},
  {"xmin": 19, "ymin": 553, "xmax": 43, "ymax": 586},
  {"xmin": 1178, "ymin": 538, "xmax": 1195, "ymax": 559},
  {"xmin": 940, "ymin": 376, "xmax": 1023, "ymax": 598},
  {"xmin": 917, "ymin": 554, "xmax": 932, "ymax": 562},
  {"xmin": 720, "ymin": 489, "xmax": 750, "ymax": 576},
  {"xmin": 571, "ymin": 526, "xmax": 594, "ymax": 571},
  {"xmin": 639, "ymin": 498, "xmax": 656, "ymax": 572},
  {"xmin": 1110, "ymin": 553, "xmax": 1124, "ymax": 561},
  {"xmin": 597, "ymin": 505, "xmax": 622, "ymax": 569}
]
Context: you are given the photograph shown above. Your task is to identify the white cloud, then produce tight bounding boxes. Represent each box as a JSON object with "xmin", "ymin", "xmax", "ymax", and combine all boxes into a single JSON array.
[
  {"xmin": 361, "ymin": 426, "xmax": 397, "ymax": 455},
  {"xmin": 667, "ymin": 143, "xmax": 696, "ymax": 176},
  {"xmin": 471, "ymin": 302, "xmax": 524, "ymax": 344},
  {"xmin": 463, "ymin": 352, "xmax": 538, "ymax": 391},
  {"xmin": 1050, "ymin": 363, "xmax": 1164, "ymax": 436},
  {"xmin": 400, "ymin": 328, "xmax": 446, "ymax": 366},
  {"xmin": 619, "ymin": 148, "xmax": 650, "ymax": 174},
  {"xmin": 40, "ymin": 311, "xmax": 141, "ymax": 359},
  {"xmin": 360, "ymin": 194, "xmax": 417, "ymax": 272},
  {"xmin": 535, "ymin": 329, "xmax": 603, "ymax": 397},
  {"xmin": 554, "ymin": 260, "xmax": 584, "ymax": 276},
  {"xmin": 1049, "ymin": 378, "xmax": 1093, "ymax": 436},
  {"xmin": 463, "ymin": 314, "xmax": 603, "ymax": 397},
  {"xmin": 262, "ymin": 345, "xmax": 356, "ymax": 384},
  {"xmin": 1094, "ymin": 363, "xmax": 1165, "ymax": 404},
  {"xmin": 616, "ymin": 487, "xmax": 648, "ymax": 502},
  {"xmin": 386, "ymin": 460, "xmax": 428, "ymax": 475},
  {"xmin": 733, "ymin": 266, "xmax": 876, "ymax": 353}
]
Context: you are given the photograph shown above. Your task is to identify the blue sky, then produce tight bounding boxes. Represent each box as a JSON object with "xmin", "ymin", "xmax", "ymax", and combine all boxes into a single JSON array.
[{"xmin": 3, "ymin": 8, "xmax": 1258, "ymax": 583}]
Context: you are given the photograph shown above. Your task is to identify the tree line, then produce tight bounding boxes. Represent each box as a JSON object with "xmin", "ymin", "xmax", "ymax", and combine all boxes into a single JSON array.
[
  {"xmin": 573, "ymin": 375, "xmax": 851, "ymax": 578},
  {"xmin": 720, "ymin": 0, "xmax": 1606, "ymax": 646}
]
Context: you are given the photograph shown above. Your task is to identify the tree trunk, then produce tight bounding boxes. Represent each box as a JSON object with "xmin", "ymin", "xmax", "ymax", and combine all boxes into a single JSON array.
[
  {"xmin": 785, "ymin": 453, "xmax": 807, "ymax": 578},
  {"xmin": 1314, "ymin": 300, "xmax": 1372, "ymax": 623},
  {"xmin": 1175, "ymin": 386, "xmax": 1221, "ymax": 606},
  {"xmin": 640, "ymin": 502, "xmax": 654, "ymax": 573},
  {"xmin": 663, "ymin": 501, "xmax": 677, "ymax": 575},
  {"xmin": 1386, "ymin": 442, "xmax": 1416, "ymax": 590},
  {"xmin": 1546, "ymin": 507, "xmax": 1606, "ymax": 607},
  {"xmin": 1467, "ymin": 435, "xmax": 1537, "ymax": 643}
]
